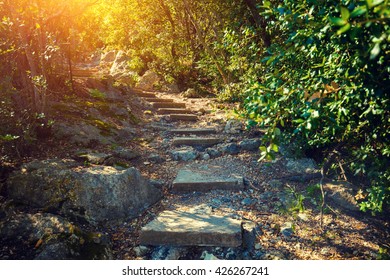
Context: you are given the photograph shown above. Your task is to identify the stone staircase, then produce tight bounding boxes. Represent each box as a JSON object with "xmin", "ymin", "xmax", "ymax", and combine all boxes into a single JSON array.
[
  {"xmin": 133, "ymin": 88, "xmax": 246, "ymax": 250},
  {"xmin": 133, "ymin": 88, "xmax": 199, "ymax": 122}
]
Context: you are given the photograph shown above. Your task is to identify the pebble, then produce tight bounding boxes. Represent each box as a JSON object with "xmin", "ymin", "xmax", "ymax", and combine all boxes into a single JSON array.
[
  {"xmin": 241, "ymin": 197, "xmax": 254, "ymax": 206},
  {"xmin": 280, "ymin": 222, "xmax": 294, "ymax": 238},
  {"xmin": 134, "ymin": 246, "xmax": 149, "ymax": 257},
  {"xmin": 202, "ymin": 153, "xmax": 210, "ymax": 160}
]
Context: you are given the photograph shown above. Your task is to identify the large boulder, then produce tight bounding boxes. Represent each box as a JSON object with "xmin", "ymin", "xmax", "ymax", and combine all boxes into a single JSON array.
[
  {"xmin": 100, "ymin": 50, "xmax": 116, "ymax": 64},
  {"xmin": 110, "ymin": 51, "xmax": 129, "ymax": 77},
  {"xmin": 136, "ymin": 70, "xmax": 160, "ymax": 90},
  {"xmin": 286, "ymin": 158, "xmax": 317, "ymax": 173},
  {"xmin": 0, "ymin": 212, "xmax": 112, "ymax": 259},
  {"xmin": 7, "ymin": 159, "xmax": 162, "ymax": 225},
  {"xmin": 53, "ymin": 122, "xmax": 115, "ymax": 146}
]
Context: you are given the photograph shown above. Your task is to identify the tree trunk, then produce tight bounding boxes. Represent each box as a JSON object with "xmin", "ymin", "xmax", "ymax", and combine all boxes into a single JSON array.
[
  {"xmin": 158, "ymin": 0, "xmax": 177, "ymax": 60},
  {"xmin": 182, "ymin": 0, "xmax": 230, "ymax": 85},
  {"xmin": 243, "ymin": 0, "xmax": 271, "ymax": 47}
]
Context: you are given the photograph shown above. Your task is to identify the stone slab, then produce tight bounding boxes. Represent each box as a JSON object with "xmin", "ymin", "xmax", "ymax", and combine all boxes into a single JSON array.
[
  {"xmin": 152, "ymin": 102, "xmax": 186, "ymax": 109},
  {"xmin": 136, "ymin": 92, "xmax": 157, "ymax": 98},
  {"xmin": 170, "ymin": 128, "xmax": 217, "ymax": 135},
  {"xmin": 140, "ymin": 210, "xmax": 242, "ymax": 247},
  {"xmin": 172, "ymin": 169, "xmax": 244, "ymax": 192},
  {"xmin": 146, "ymin": 98, "xmax": 174, "ymax": 103},
  {"xmin": 169, "ymin": 114, "xmax": 198, "ymax": 121},
  {"xmin": 158, "ymin": 108, "xmax": 193, "ymax": 115},
  {"xmin": 172, "ymin": 137, "xmax": 221, "ymax": 147}
]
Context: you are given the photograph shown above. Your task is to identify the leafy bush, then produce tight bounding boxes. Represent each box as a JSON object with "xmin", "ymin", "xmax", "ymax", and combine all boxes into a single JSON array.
[{"xmin": 242, "ymin": 0, "xmax": 389, "ymax": 214}]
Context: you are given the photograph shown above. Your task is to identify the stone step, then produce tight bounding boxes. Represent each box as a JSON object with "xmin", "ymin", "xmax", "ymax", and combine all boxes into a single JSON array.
[
  {"xmin": 131, "ymin": 88, "xmax": 157, "ymax": 98},
  {"xmin": 140, "ymin": 209, "xmax": 242, "ymax": 247},
  {"xmin": 158, "ymin": 108, "xmax": 193, "ymax": 115},
  {"xmin": 169, "ymin": 114, "xmax": 198, "ymax": 121},
  {"xmin": 172, "ymin": 137, "xmax": 221, "ymax": 147},
  {"xmin": 136, "ymin": 92, "xmax": 157, "ymax": 98},
  {"xmin": 152, "ymin": 102, "xmax": 186, "ymax": 109},
  {"xmin": 172, "ymin": 169, "xmax": 244, "ymax": 192},
  {"xmin": 145, "ymin": 98, "xmax": 174, "ymax": 103},
  {"xmin": 170, "ymin": 128, "xmax": 217, "ymax": 135}
]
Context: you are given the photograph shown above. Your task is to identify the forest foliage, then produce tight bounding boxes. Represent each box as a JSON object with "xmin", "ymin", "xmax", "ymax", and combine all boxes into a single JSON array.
[{"xmin": 0, "ymin": 0, "xmax": 389, "ymax": 214}]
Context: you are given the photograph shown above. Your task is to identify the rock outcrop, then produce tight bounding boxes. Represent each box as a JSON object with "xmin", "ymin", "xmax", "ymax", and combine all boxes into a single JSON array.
[
  {"xmin": 7, "ymin": 159, "xmax": 162, "ymax": 225},
  {"xmin": 0, "ymin": 212, "xmax": 113, "ymax": 259}
]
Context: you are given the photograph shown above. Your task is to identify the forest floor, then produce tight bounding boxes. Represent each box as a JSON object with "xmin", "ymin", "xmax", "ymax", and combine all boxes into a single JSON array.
[{"xmin": 0, "ymin": 73, "xmax": 389, "ymax": 260}]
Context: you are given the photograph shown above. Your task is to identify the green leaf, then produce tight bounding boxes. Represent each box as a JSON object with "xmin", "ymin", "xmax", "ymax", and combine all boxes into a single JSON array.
[
  {"xmin": 0, "ymin": 134, "xmax": 19, "ymax": 141},
  {"xmin": 271, "ymin": 143, "xmax": 279, "ymax": 153},
  {"xmin": 337, "ymin": 23, "xmax": 351, "ymax": 35},
  {"xmin": 366, "ymin": 0, "xmax": 384, "ymax": 8},
  {"xmin": 340, "ymin": 7, "xmax": 350, "ymax": 20},
  {"xmin": 350, "ymin": 6, "xmax": 367, "ymax": 17},
  {"xmin": 329, "ymin": 17, "xmax": 347, "ymax": 26},
  {"xmin": 263, "ymin": 1, "xmax": 271, "ymax": 8},
  {"xmin": 370, "ymin": 43, "xmax": 381, "ymax": 59}
]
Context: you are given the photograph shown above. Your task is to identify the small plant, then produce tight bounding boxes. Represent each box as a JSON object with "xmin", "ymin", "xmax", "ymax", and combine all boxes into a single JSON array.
[
  {"xmin": 377, "ymin": 247, "xmax": 390, "ymax": 260},
  {"xmin": 283, "ymin": 185, "xmax": 306, "ymax": 213},
  {"xmin": 89, "ymin": 88, "xmax": 106, "ymax": 100}
]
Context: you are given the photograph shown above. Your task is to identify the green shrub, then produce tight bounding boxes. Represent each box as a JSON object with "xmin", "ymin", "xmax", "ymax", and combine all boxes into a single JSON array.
[{"xmin": 242, "ymin": 0, "xmax": 390, "ymax": 214}]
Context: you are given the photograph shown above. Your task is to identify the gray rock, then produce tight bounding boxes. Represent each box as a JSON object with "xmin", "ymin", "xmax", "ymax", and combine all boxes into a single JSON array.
[
  {"xmin": 109, "ymin": 51, "xmax": 129, "ymax": 76},
  {"xmin": 164, "ymin": 83, "xmax": 180, "ymax": 93},
  {"xmin": 220, "ymin": 143, "xmax": 240, "ymax": 155},
  {"xmin": 75, "ymin": 151, "xmax": 111, "ymax": 164},
  {"xmin": 34, "ymin": 242, "xmax": 71, "ymax": 260},
  {"xmin": 148, "ymin": 153, "xmax": 164, "ymax": 163},
  {"xmin": 137, "ymin": 70, "xmax": 160, "ymax": 91},
  {"xmin": 286, "ymin": 158, "xmax": 317, "ymax": 173},
  {"xmin": 113, "ymin": 147, "xmax": 140, "ymax": 160},
  {"xmin": 224, "ymin": 119, "xmax": 243, "ymax": 134},
  {"xmin": 201, "ymin": 251, "xmax": 220, "ymax": 260},
  {"xmin": 241, "ymin": 197, "xmax": 255, "ymax": 206},
  {"xmin": 225, "ymin": 248, "xmax": 237, "ymax": 260},
  {"xmin": 100, "ymin": 50, "xmax": 116, "ymax": 64},
  {"xmin": 324, "ymin": 181, "xmax": 360, "ymax": 212},
  {"xmin": 205, "ymin": 148, "xmax": 222, "ymax": 158},
  {"xmin": 53, "ymin": 122, "xmax": 114, "ymax": 146},
  {"xmin": 182, "ymin": 88, "xmax": 200, "ymax": 98},
  {"xmin": 150, "ymin": 179, "xmax": 165, "ymax": 189},
  {"xmin": 134, "ymin": 246, "xmax": 149, "ymax": 258},
  {"xmin": 0, "ymin": 212, "xmax": 113, "ymax": 260},
  {"xmin": 280, "ymin": 222, "xmax": 294, "ymax": 238},
  {"xmin": 116, "ymin": 126, "xmax": 137, "ymax": 140},
  {"xmin": 151, "ymin": 246, "xmax": 185, "ymax": 260},
  {"xmin": 239, "ymin": 139, "xmax": 261, "ymax": 151},
  {"xmin": 7, "ymin": 160, "xmax": 162, "ymax": 225},
  {"xmin": 201, "ymin": 153, "xmax": 210, "ymax": 160},
  {"xmin": 242, "ymin": 221, "xmax": 262, "ymax": 252},
  {"xmin": 170, "ymin": 147, "xmax": 198, "ymax": 161}
]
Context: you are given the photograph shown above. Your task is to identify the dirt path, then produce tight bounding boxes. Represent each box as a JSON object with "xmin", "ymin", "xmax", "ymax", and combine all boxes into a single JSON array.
[{"xmin": 106, "ymin": 88, "xmax": 390, "ymax": 260}]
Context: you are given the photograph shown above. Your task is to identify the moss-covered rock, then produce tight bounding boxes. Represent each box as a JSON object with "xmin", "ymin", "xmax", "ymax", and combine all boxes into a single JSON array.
[{"xmin": 7, "ymin": 160, "xmax": 162, "ymax": 226}]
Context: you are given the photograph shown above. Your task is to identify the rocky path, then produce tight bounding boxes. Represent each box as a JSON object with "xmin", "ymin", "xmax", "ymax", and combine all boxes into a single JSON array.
[
  {"xmin": 133, "ymin": 88, "xmax": 246, "ymax": 249},
  {"xmin": 1, "ymin": 74, "xmax": 388, "ymax": 260},
  {"xmin": 110, "ymin": 87, "xmax": 389, "ymax": 260}
]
